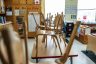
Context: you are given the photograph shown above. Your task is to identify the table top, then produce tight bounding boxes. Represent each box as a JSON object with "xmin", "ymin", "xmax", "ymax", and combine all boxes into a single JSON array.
[{"xmin": 31, "ymin": 35, "xmax": 78, "ymax": 59}]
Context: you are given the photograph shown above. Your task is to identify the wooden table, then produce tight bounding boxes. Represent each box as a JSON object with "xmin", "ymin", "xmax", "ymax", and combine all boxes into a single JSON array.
[
  {"xmin": 31, "ymin": 35, "xmax": 78, "ymax": 64},
  {"xmin": 87, "ymin": 34, "xmax": 96, "ymax": 54}
]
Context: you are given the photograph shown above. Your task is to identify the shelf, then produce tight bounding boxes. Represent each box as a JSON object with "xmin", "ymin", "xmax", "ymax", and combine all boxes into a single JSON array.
[
  {"xmin": 6, "ymin": 15, "xmax": 13, "ymax": 17},
  {"xmin": 15, "ymin": 15, "xmax": 26, "ymax": 17},
  {"xmin": 81, "ymin": 24, "xmax": 96, "ymax": 26},
  {"xmin": 0, "ymin": 13, "xmax": 6, "ymax": 16}
]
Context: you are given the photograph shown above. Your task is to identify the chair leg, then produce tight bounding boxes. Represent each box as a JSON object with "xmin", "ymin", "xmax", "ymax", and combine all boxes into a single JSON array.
[
  {"xmin": 59, "ymin": 34, "xmax": 62, "ymax": 42},
  {"xmin": 53, "ymin": 35, "xmax": 62, "ymax": 55},
  {"xmin": 52, "ymin": 36, "xmax": 57, "ymax": 48},
  {"xmin": 62, "ymin": 33, "xmax": 66, "ymax": 47},
  {"xmin": 45, "ymin": 35, "xmax": 47, "ymax": 48},
  {"xmin": 61, "ymin": 35, "xmax": 66, "ymax": 47},
  {"xmin": 36, "ymin": 35, "xmax": 38, "ymax": 63},
  {"xmin": 59, "ymin": 33, "xmax": 66, "ymax": 47},
  {"xmin": 42, "ymin": 35, "xmax": 46, "ymax": 43}
]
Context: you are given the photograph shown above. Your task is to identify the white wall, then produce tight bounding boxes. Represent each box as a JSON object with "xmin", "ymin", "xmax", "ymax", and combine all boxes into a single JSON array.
[
  {"xmin": 45, "ymin": 0, "xmax": 65, "ymax": 18},
  {"xmin": 77, "ymin": 0, "xmax": 96, "ymax": 23}
]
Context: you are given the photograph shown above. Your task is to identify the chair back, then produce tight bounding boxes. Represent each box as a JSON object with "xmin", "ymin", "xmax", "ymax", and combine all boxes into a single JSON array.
[
  {"xmin": 59, "ymin": 12, "xmax": 64, "ymax": 31},
  {"xmin": 32, "ymin": 12, "xmax": 48, "ymax": 30},
  {"xmin": 40, "ymin": 12, "xmax": 45, "ymax": 25},
  {"xmin": 0, "ymin": 22, "xmax": 14, "ymax": 64},
  {"xmin": 54, "ymin": 12, "xmax": 64, "ymax": 33},
  {"xmin": 0, "ymin": 22, "xmax": 26, "ymax": 64},
  {"xmin": 48, "ymin": 15, "xmax": 53, "ymax": 27},
  {"xmin": 57, "ymin": 21, "xmax": 81, "ymax": 63}
]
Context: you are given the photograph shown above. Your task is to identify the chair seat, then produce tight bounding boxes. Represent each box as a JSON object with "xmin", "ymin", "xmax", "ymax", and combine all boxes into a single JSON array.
[
  {"xmin": 38, "ymin": 25, "xmax": 61, "ymax": 30},
  {"xmin": 36, "ymin": 30, "xmax": 56, "ymax": 35}
]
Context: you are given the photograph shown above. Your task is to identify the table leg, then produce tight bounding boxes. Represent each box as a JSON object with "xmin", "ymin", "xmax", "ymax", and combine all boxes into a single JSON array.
[
  {"xmin": 36, "ymin": 35, "xmax": 38, "ymax": 63},
  {"xmin": 70, "ymin": 57, "xmax": 73, "ymax": 64}
]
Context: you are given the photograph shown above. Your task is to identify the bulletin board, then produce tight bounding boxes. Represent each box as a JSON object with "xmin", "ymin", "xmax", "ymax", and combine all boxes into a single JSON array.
[{"xmin": 65, "ymin": 0, "xmax": 78, "ymax": 21}]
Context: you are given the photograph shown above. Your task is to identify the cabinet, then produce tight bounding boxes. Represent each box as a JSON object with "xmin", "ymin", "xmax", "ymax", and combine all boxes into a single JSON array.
[
  {"xmin": 20, "ymin": 0, "xmax": 26, "ymax": 4},
  {"xmin": 27, "ymin": 0, "xmax": 33, "ymax": 4},
  {"xmin": 78, "ymin": 25, "xmax": 96, "ymax": 44},
  {"xmin": 66, "ymin": 22, "xmax": 74, "ymax": 37},
  {"xmin": 79, "ymin": 34, "xmax": 88, "ymax": 44},
  {"xmin": 12, "ymin": 0, "xmax": 19, "ymax": 4},
  {"xmin": 12, "ymin": 0, "xmax": 41, "ymax": 37},
  {"xmin": 3, "ymin": 0, "xmax": 41, "ymax": 37},
  {"xmin": 13, "ymin": 6, "xmax": 27, "ymax": 37}
]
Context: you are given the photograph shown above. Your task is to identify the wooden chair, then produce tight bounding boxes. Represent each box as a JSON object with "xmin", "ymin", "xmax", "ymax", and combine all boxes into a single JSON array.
[
  {"xmin": 34, "ymin": 12, "xmax": 48, "ymax": 30},
  {"xmin": 0, "ymin": 21, "xmax": 81, "ymax": 64},
  {"xmin": 42, "ymin": 12, "xmax": 66, "ymax": 48},
  {"xmin": 36, "ymin": 13, "xmax": 61, "ymax": 47},
  {"xmin": 33, "ymin": 12, "xmax": 64, "ymax": 47},
  {"xmin": 41, "ymin": 12, "xmax": 66, "ymax": 47},
  {"xmin": 0, "ymin": 22, "xmax": 13, "ymax": 64},
  {"xmin": 52, "ymin": 12, "xmax": 66, "ymax": 47},
  {"xmin": 56, "ymin": 21, "xmax": 81, "ymax": 63},
  {"xmin": 0, "ymin": 22, "xmax": 27, "ymax": 64},
  {"xmin": 32, "ymin": 13, "xmax": 62, "ymax": 54},
  {"xmin": 0, "ymin": 22, "xmax": 29, "ymax": 64}
]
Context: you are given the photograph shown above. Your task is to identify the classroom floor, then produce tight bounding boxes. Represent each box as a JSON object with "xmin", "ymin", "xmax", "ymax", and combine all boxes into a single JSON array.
[
  {"xmin": 27, "ymin": 36, "xmax": 95, "ymax": 64},
  {"xmin": 0, "ymin": 36, "xmax": 95, "ymax": 64}
]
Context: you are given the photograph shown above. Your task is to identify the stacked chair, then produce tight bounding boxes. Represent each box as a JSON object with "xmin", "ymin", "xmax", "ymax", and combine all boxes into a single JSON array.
[
  {"xmin": 32, "ymin": 12, "xmax": 64, "ymax": 56},
  {"xmin": 0, "ymin": 20, "xmax": 80, "ymax": 64}
]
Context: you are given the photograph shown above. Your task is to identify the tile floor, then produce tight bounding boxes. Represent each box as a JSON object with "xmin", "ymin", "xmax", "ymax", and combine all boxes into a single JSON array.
[
  {"xmin": 27, "ymin": 37, "xmax": 95, "ymax": 64},
  {"xmin": 0, "ymin": 37, "xmax": 95, "ymax": 64}
]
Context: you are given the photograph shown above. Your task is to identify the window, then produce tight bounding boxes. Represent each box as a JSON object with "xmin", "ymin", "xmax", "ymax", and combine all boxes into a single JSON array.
[{"xmin": 77, "ymin": 0, "xmax": 96, "ymax": 23}]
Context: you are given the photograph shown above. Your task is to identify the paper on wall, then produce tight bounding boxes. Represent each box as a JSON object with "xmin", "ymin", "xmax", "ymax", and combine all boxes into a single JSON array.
[{"xmin": 14, "ymin": 10, "xmax": 19, "ymax": 16}]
